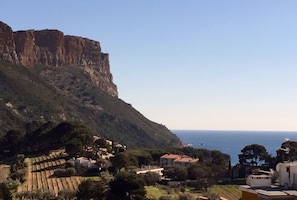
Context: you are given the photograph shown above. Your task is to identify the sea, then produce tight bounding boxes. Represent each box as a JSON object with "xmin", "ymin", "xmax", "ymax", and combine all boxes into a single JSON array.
[{"xmin": 172, "ymin": 130, "xmax": 297, "ymax": 166}]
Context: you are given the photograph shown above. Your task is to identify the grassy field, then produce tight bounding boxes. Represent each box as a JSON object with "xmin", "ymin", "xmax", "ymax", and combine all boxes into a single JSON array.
[{"xmin": 17, "ymin": 151, "xmax": 85, "ymax": 196}]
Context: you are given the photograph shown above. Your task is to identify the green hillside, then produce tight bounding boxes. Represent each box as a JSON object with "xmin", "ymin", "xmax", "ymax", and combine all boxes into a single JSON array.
[{"xmin": 0, "ymin": 61, "xmax": 181, "ymax": 148}]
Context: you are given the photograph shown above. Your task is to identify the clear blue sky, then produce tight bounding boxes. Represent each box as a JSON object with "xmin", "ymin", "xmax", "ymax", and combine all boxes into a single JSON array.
[{"xmin": 1, "ymin": 1, "xmax": 297, "ymax": 131}]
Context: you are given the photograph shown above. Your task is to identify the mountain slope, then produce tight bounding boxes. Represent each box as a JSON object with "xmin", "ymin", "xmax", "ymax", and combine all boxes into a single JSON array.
[
  {"xmin": 0, "ymin": 61, "xmax": 181, "ymax": 148},
  {"xmin": 0, "ymin": 21, "xmax": 182, "ymax": 148}
]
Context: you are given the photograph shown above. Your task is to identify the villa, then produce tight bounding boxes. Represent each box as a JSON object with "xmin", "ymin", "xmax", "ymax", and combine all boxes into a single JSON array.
[{"xmin": 160, "ymin": 154, "xmax": 199, "ymax": 167}]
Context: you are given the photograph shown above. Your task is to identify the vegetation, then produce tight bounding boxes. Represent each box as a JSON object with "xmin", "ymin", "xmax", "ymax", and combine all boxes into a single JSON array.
[
  {"xmin": 0, "ymin": 182, "xmax": 12, "ymax": 200},
  {"xmin": 10, "ymin": 154, "xmax": 28, "ymax": 182},
  {"xmin": 208, "ymin": 185, "xmax": 241, "ymax": 200},
  {"xmin": 278, "ymin": 140, "xmax": 297, "ymax": 162},
  {"xmin": 16, "ymin": 151, "xmax": 85, "ymax": 197},
  {"xmin": 238, "ymin": 144, "xmax": 272, "ymax": 177},
  {"xmin": 164, "ymin": 165, "xmax": 188, "ymax": 181},
  {"xmin": 76, "ymin": 179, "xmax": 106, "ymax": 200},
  {"xmin": 0, "ymin": 121, "xmax": 94, "ymax": 157},
  {"xmin": 0, "ymin": 61, "xmax": 181, "ymax": 149},
  {"xmin": 238, "ymin": 144, "xmax": 271, "ymax": 167},
  {"xmin": 109, "ymin": 171, "xmax": 146, "ymax": 200}
]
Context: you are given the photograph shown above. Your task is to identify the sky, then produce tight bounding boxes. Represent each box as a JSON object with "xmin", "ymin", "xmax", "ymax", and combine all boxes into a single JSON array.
[{"xmin": 1, "ymin": 1, "xmax": 297, "ymax": 131}]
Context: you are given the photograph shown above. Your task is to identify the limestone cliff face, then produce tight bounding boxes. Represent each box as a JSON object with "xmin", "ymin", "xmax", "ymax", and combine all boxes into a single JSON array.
[
  {"xmin": 0, "ymin": 21, "xmax": 118, "ymax": 97},
  {"xmin": 0, "ymin": 21, "xmax": 18, "ymax": 63}
]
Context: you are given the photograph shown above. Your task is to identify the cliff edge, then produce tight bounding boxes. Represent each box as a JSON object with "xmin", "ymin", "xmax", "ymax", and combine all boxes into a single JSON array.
[
  {"xmin": 0, "ymin": 21, "xmax": 182, "ymax": 148},
  {"xmin": 0, "ymin": 21, "xmax": 117, "ymax": 97}
]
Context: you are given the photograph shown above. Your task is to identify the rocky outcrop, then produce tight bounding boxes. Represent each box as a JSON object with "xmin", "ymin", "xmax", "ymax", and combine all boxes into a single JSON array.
[
  {"xmin": 0, "ymin": 21, "xmax": 18, "ymax": 63},
  {"xmin": 0, "ymin": 21, "xmax": 117, "ymax": 97}
]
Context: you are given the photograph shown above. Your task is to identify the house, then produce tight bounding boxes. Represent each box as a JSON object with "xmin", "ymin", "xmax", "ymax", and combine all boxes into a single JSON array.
[
  {"xmin": 74, "ymin": 157, "xmax": 98, "ymax": 172},
  {"xmin": 134, "ymin": 166, "xmax": 164, "ymax": 176},
  {"xmin": 239, "ymin": 162, "xmax": 297, "ymax": 200},
  {"xmin": 160, "ymin": 154, "xmax": 199, "ymax": 167},
  {"xmin": 174, "ymin": 156, "xmax": 199, "ymax": 167}
]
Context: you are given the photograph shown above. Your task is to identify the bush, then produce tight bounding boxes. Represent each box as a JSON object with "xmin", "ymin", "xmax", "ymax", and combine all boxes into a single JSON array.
[
  {"xmin": 65, "ymin": 159, "xmax": 75, "ymax": 168},
  {"xmin": 143, "ymin": 172, "xmax": 161, "ymax": 185},
  {"xmin": 179, "ymin": 193, "xmax": 194, "ymax": 200},
  {"xmin": 159, "ymin": 195, "xmax": 173, "ymax": 200},
  {"xmin": 0, "ymin": 182, "xmax": 12, "ymax": 200},
  {"xmin": 77, "ymin": 179, "xmax": 105, "ymax": 199},
  {"xmin": 58, "ymin": 189, "xmax": 76, "ymax": 200},
  {"xmin": 66, "ymin": 167, "xmax": 76, "ymax": 176},
  {"xmin": 53, "ymin": 167, "xmax": 76, "ymax": 177},
  {"xmin": 15, "ymin": 168, "xmax": 27, "ymax": 182},
  {"xmin": 3, "ymin": 179, "xmax": 20, "ymax": 190}
]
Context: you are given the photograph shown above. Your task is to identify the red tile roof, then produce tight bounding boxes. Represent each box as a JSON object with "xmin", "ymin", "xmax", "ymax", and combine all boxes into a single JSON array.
[{"xmin": 161, "ymin": 154, "xmax": 199, "ymax": 164}]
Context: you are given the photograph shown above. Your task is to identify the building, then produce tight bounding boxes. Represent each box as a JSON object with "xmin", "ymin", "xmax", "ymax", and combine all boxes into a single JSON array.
[
  {"xmin": 239, "ymin": 162, "xmax": 297, "ymax": 200},
  {"xmin": 134, "ymin": 166, "xmax": 164, "ymax": 176},
  {"xmin": 74, "ymin": 157, "xmax": 98, "ymax": 172},
  {"xmin": 160, "ymin": 154, "xmax": 199, "ymax": 167}
]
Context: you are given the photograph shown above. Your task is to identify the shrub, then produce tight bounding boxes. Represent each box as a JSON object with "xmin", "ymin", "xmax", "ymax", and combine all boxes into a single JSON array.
[
  {"xmin": 143, "ymin": 172, "xmax": 161, "ymax": 185},
  {"xmin": 179, "ymin": 193, "xmax": 194, "ymax": 200},
  {"xmin": 53, "ymin": 167, "xmax": 76, "ymax": 177},
  {"xmin": 65, "ymin": 159, "xmax": 75, "ymax": 168},
  {"xmin": 15, "ymin": 168, "xmax": 27, "ymax": 182},
  {"xmin": 0, "ymin": 182, "xmax": 12, "ymax": 200},
  {"xmin": 159, "ymin": 195, "xmax": 173, "ymax": 200},
  {"xmin": 58, "ymin": 189, "xmax": 76, "ymax": 200},
  {"xmin": 3, "ymin": 179, "xmax": 20, "ymax": 190},
  {"xmin": 66, "ymin": 167, "xmax": 76, "ymax": 176}
]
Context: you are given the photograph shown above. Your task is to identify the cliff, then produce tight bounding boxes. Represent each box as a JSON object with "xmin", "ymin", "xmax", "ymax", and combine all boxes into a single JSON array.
[
  {"xmin": 0, "ymin": 21, "xmax": 117, "ymax": 97},
  {"xmin": 0, "ymin": 21, "xmax": 182, "ymax": 148}
]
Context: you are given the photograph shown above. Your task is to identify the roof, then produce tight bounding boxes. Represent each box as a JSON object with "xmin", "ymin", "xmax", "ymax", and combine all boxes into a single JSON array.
[
  {"xmin": 76, "ymin": 157, "xmax": 96, "ymax": 163},
  {"xmin": 161, "ymin": 154, "xmax": 199, "ymax": 164},
  {"xmin": 239, "ymin": 185, "xmax": 297, "ymax": 198},
  {"xmin": 134, "ymin": 166, "xmax": 164, "ymax": 172},
  {"xmin": 160, "ymin": 154, "xmax": 191, "ymax": 159},
  {"xmin": 174, "ymin": 157, "xmax": 199, "ymax": 163}
]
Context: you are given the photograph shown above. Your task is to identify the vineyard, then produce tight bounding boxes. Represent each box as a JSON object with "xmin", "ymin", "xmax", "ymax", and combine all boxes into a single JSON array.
[
  {"xmin": 0, "ymin": 164, "xmax": 9, "ymax": 182},
  {"xmin": 208, "ymin": 185, "xmax": 242, "ymax": 200},
  {"xmin": 17, "ymin": 151, "xmax": 85, "ymax": 196}
]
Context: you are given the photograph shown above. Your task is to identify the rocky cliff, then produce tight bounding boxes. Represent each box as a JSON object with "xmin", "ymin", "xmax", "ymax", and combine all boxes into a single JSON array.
[
  {"xmin": 0, "ymin": 21, "xmax": 117, "ymax": 97},
  {"xmin": 0, "ymin": 21, "xmax": 182, "ymax": 148}
]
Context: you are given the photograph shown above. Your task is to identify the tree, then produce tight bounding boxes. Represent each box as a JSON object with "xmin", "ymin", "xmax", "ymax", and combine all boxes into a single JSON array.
[
  {"xmin": 163, "ymin": 165, "xmax": 188, "ymax": 181},
  {"xmin": 76, "ymin": 179, "xmax": 105, "ymax": 200},
  {"xmin": 142, "ymin": 172, "xmax": 161, "ymax": 185},
  {"xmin": 110, "ymin": 153, "xmax": 130, "ymax": 173},
  {"xmin": 95, "ymin": 138, "xmax": 112, "ymax": 151},
  {"xmin": 238, "ymin": 144, "xmax": 271, "ymax": 167},
  {"xmin": 187, "ymin": 163, "xmax": 209, "ymax": 180},
  {"xmin": 109, "ymin": 172, "xmax": 146, "ymax": 200},
  {"xmin": 277, "ymin": 141, "xmax": 297, "ymax": 163},
  {"xmin": 2, "ymin": 129, "xmax": 24, "ymax": 155},
  {"xmin": 65, "ymin": 138, "xmax": 83, "ymax": 157}
]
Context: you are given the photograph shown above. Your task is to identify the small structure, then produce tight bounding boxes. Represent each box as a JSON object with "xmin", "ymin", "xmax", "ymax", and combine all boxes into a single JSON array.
[
  {"xmin": 134, "ymin": 166, "xmax": 164, "ymax": 176},
  {"xmin": 239, "ymin": 162, "xmax": 297, "ymax": 200},
  {"xmin": 160, "ymin": 154, "xmax": 199, "ymax": 167},
  {"xmin": 246, "ymin": 174, "xmax": 271, "ymax": 188},
  {"xmin": 74, "ymin": 157, "xmax": 98, "ymax": 172}
]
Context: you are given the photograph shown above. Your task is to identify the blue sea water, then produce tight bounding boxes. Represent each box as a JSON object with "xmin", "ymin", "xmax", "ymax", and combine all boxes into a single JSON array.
[{"xmin": 172, "ymin": 130, "xmax": 297, "ymax": 166}]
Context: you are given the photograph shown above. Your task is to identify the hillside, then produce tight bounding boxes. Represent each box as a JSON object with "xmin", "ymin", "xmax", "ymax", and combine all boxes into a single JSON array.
[{"xmin": 0, "ymin": 21, "xmax": 182, "ymax": 148}]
